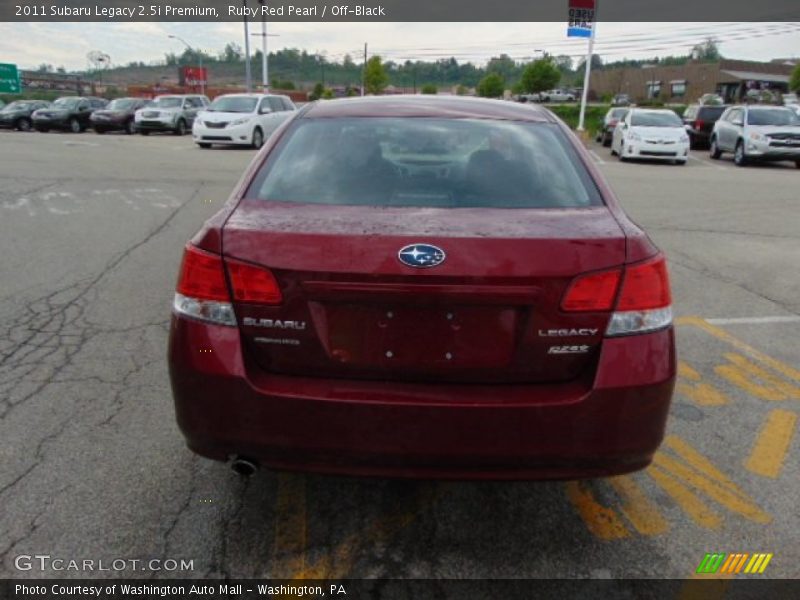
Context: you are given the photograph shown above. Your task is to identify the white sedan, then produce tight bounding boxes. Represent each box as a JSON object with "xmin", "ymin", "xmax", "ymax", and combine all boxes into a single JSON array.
[
  {"xmin": 611, "ymin": 108, "xmax": 690, "ymax": 165},
  {"xmin": 192, "ymin": 93, "xmax": 296, "ymax": 149}
]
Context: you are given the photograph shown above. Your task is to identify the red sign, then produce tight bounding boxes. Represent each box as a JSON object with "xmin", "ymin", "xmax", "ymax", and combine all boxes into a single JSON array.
[{"xmin": 180, "ymin": 66, "xmax": 207, "ymax": 86}]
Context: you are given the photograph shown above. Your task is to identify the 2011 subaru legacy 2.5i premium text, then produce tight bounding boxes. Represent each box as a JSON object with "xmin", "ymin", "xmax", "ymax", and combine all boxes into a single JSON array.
[{"xmin": 167, "ymin": 96, "xmax": 676, "ymax": 480}]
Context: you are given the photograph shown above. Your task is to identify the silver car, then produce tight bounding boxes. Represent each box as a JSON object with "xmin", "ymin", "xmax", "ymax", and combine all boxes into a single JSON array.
[
  {"xmin": 710, "ymin": 105, "xmax": 800, "ymax": 168},
  {"xmin": 134, "ymin": 94, "xmax": 210, "ymax": 136}
]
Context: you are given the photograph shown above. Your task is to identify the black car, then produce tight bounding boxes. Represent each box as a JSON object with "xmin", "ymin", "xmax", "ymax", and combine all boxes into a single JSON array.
[
  {"xmin": 0, "ymin": 100, "xmax": 51, "ymax": 131},
  {"xmin": 32, "ymin": 96, "xmax": 108, "ymax": 133},
  {"xmin": 682, "ymin": 104, "xmax": 729, "ymax": 149},
  {"xmin": 90, "ymin": 97, "xmax": 151, "ymax": 134}
]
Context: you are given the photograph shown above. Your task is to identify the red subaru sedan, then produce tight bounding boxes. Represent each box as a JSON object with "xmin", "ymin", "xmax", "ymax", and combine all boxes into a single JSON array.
[{"xmin": 168, "ymin": 96, "xmax": 676, "ymax": 480}]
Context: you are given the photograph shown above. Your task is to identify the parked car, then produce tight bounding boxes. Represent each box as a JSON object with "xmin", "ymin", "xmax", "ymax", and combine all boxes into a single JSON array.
[
  {"xmin": 786, "ymin": 104, "xmax": 800, "ymax": 118},
  {"xmin": 518, "ymin": 93, "xmax": 543, "ymax": 103},
  {"xmin": 611, "ymin": 94, "xmax": 631, "ymax": 106},
  {"xmin": 611, "ymin": 108, "xmax": 689, "ymax": 165},
  {"xmin": 168, "ymin": 96, "xmax": 676, "ymax": 480},
  {"xmin": 192, "ymin": 93, "xmax": 296, "ymax": 149},
  {"xmin": 134, "ymin": 94, "xmax": 209, "ymax": 135},
  {"xmin": 541, "ymin": 89, "xmax": 576, "ymax": 102},
  {"xmin": 90, "ymin": 97, "xmax": 151, "ymax": 135},
  {"xmin": 0, "ymin": 99, "xmax": 51, "ymax": 131},
  {"xmin": 710, "ymin": 105, "xmax": 800, "ymax": 168},
  {"xmin": 682, "ymin": 103, "xmax": 728, "ymax": 149},
  {"xmin": 32, "ymin": 96, "xmax": 107, "ymax": 133},
  {"xmin": 782, "ymin": 93, "xmax": 798, "ymax": 105},
  {"xmin": 597, "ymin": 107, "xmax": 629, "ymax": 147}
]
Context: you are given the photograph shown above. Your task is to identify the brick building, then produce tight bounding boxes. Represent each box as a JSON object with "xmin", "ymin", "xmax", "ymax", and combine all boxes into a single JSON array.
[{"xmin": 589, "ymin": 59, "xmax": 795, "ymax": 103}]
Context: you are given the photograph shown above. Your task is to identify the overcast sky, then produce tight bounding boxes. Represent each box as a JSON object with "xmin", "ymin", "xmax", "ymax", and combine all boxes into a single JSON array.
[{"xmin": 1, "ymin": 22, "xmax": 798, "ymax": 71}]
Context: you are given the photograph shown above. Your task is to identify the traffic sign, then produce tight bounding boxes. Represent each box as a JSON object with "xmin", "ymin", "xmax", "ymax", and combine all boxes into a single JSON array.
[
  {"xmin": 567, "ymin": 0, "xmax": 596, "ymax": 38},
  {"xmin": 0, "ymin": 63, "xmax": 21, "ymax": 94}
]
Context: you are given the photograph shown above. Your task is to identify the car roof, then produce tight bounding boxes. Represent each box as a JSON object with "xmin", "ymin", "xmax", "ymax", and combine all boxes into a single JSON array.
[{"xmin": 303, "ymin": 95, "xmax": 555, "ymax": 122}]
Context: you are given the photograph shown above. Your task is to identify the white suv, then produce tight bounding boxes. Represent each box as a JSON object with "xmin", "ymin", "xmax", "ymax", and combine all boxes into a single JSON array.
[{"xmin": 192, "ymin": 94, "xmax": 296, "ymax": 149}]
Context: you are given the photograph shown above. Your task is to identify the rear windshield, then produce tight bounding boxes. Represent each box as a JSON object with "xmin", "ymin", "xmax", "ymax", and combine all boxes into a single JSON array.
[
  {"xmin": 631, "ymin": 111, "xmax": 683, "ymax": 127},
  {"xmin": 107, "ymin": 99, "xmax": 137, "ymax": 110},
  {"xmin": 747, "ymin": 108, "xmax": 799, "ymax": 126},
  {"xmin": 247, "ymin": 118, "xmax": 601, "ymax": 208},
  {"xmin": 610, "ymin": 108, "xmax": 628, "ymax": 119},
  {"xmin": 53, "ymin": 98, "xmax": 80, "ymax": 109},
  {"xmin": 208, "ymin": 96, "xmax": 258, "ymax": 113},
  {"xmin": 697, "ymin": 106, "xmax": 726, "ymax": 119}
]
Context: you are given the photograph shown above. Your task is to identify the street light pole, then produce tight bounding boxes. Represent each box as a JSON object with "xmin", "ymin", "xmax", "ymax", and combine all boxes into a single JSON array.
[
  {"xmin": 252, "ymin": 0, "xmax": 279, "ymax": 92},
  {"xmin": 168, "ymin": 34, "xmax": 205, "ymax": 95},
  {"xmin": 243, "ymin": 0, "xmax": 252, "ymax": 92}
]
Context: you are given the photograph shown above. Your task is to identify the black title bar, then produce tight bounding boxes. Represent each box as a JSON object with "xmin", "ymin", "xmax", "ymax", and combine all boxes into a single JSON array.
[{"xmin": 4, "ymin": 0, "xmax": 800, "ymax": 22}]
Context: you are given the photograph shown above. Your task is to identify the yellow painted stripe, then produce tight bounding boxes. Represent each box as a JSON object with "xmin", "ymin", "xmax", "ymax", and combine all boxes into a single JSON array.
[
  {"xmin": 608, "ymin": 475, "xmax": 669, "ymax": 536},
  {"xmin": 679, "ymin": 361, "xmax": 702, "ymax": 381},
  {"xmin": 716, "ymin": 353, "xmax": 800, "ymax": 401},
  {"xmin": 271, "ymin": 473, "xmax": 307, "ymax": 578},
  {"xmin": 289, "ymin": 483, "xmax": 442, "ymax": 580},
  {"xmin": 744, "ymin": 409, "xmax": 798, "ymax": 479},
  {"xmin": 676, "ymin": 317, "xmax": 800, "ymax": 383},
  {"xmin": 646, "ymin": 464, "xmax": 722, "ymax": 529},
  {"xmin": 565, "ymin": 481, "xmax": 630, "ymax": 540},
  {"xmin": 653, "ymin": 453, "xmax": 771, "ymax": 524},
  {"xmin": 664, "ymin": 435, "xmax": 743, "ymax": 496},
  {"xmin": 758, "ymin": 553, "xmax": 773, "ymax": 573}
]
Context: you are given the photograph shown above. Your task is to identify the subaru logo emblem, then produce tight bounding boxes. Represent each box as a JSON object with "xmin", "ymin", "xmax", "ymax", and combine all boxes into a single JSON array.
[{"xmin": 397, "ymin": 244, "xmax": 446, "ymax": 268}]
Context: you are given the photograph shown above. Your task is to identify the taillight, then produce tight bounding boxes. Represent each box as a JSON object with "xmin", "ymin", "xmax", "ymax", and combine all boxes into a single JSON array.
[
  {"xmin": 695, "ymin": 119, "xmax": 705, "ymax": 130},
  {"xmin": 173, "ymin": 244, "xmax": 236, "ymax": 326},
  {"xmin": 616, "ymin": 255, "xmax": 671, "ymax": 311},
  {"xmin": 561, "ymin": 255, "xmax": 673, "ymax": 336},
  {"xmin": 176, "ymin": 244, "xmax": 229, "ymax": 301},
  {"xmin": 606, "ymin": 255, "xmax": 672, "ymax": 337},
  {"xmin": 561, "ymin": 269, "xmax": 621, "ymax": 312},
  {"xmin": 226, "ymin": 259, "xmax": 282, "ymax": 304}
]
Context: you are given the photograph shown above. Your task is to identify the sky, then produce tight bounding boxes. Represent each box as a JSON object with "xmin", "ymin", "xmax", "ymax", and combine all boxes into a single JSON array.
[{"xmin": 0, "ymin": 21, "xmax": 798, "ymax": 71}]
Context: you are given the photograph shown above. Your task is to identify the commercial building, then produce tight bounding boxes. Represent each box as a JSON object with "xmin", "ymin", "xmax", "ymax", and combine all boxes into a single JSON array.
[{"xmin": 590, "ymin": 59, "xmax": 795, "ymax": 103}]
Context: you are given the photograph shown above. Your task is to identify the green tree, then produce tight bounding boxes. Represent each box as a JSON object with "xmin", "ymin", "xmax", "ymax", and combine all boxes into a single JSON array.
[
  {"xmin": 691, "ymin": 37, "xmax": 721, "ymax": 61},
  {"xmin": 364, "ymin": 55, "xmax": 389, "ymax": 95},
  {"xmin": 420, "ymin": 83, "xmax": 437, "ymax": 94},
  {"xmin": 790, "ymin": 63, "xmax": 800, "ymax": 93},
  {"xmin": 520, "ymin": 59, "xmax": 561, "ymax": 94},
  {"xmin": 477, "ymin": 72, "xmax": 505, "ymax": 98},
  {"xmin": 322, "ymin": 88, "xmax": 334, "ymax": 99},
  {"xmin": 456, "ymin": 84, "xmax": 467, "ymax": 96},
  {"xmin": 309, "ymin": 82, "xmax": 325, "ymax": 101}
]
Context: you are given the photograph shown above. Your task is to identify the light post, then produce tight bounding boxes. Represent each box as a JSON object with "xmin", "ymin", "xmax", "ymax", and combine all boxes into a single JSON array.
[
  {"xmin": 168, "ymin": 34, "xmax": 204, "ymax": 95},
  {"xmin": 251, "ymin": 0, "xmax": 280, "ymax": 92},
  {"xmin": 243, "ymin": 0, "xmax": 252, "ymax": 92}
]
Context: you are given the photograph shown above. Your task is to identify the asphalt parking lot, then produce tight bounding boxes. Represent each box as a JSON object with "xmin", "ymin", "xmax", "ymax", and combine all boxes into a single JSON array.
[{"xmin": 1, "ymin": 129, "xmax": 798, "ymax": 582}]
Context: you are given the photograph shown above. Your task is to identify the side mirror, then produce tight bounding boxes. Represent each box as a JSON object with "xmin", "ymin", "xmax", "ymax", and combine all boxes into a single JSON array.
[
  {"xmin": 260, "ymin": 107, "xmax": 272, "ymax": 114},
  {"xmin": 732, "ymin": 118, "xmax": 744, "ymax": 127}
]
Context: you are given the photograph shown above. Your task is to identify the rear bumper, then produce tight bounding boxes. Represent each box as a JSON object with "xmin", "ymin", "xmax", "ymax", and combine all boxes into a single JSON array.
[{"xmin": 168, "ymin": 316, "xmax": 676, "ymax": 480}]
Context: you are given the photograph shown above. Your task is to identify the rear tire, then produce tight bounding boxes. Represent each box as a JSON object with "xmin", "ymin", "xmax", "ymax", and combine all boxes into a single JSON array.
[
  {"xmin": 125, "ymin": 120, "xmax": 136, "ymax": 135},
  {"xmin": 174, "ymin": 119, "xmax": 186, "ymax": 136},
  {"xmin": 140, "ymin": 130, "xmax": 150, "ymax": 136},
  {"xmin": 68, "ymin": 118, "xmax": 81, "ymax": 134},
  {"xmin": 795, "ymin": 160, "xmax": 800, "ymax": 169},
  {"xmin": 733, "ymin": 141, "xmax": 748, "ymax": 167},
  {"xmin": 94, "ymin": 127, "xmax": 106, "ymax": 134},
  {"xmin": 35, "ymin": 127, "xmax": 49, "ymax": 133},
  {"xmin": 602, "ymin": 132, "xmax": 612, "ymax": 147},
  {"xmin": 16, "ymin": 117, "xmax": 32, "ymax": 132},
  {"xmin": 709, "ymin": 137, "xmax": 722, "ymax": 159},
  {"xmin": 198, "ymin": 143, "xmax": 212, "ymax": 149}
]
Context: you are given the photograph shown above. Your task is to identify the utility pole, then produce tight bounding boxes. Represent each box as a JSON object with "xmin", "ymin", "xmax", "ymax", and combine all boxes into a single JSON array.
[
  {"xmin": 243, "ymin": 0, "xmax": 252, "ymax": 92},
  {"xmin": 361, "ymin": 43, "xmax": 367, "ymax": 96}
]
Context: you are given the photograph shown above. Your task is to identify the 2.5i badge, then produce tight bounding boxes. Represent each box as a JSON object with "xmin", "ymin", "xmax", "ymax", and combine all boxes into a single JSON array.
[{"xmin": 548, "ymin": 345, "xmax": 590, "ymax": 355}]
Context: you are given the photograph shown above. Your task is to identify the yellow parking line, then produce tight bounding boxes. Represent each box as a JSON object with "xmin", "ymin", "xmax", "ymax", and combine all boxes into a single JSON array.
[
  {"xmin": 608, "ymin": 475, "xmax": 669, "ymax": 536},
  {"xmin": 289, "ymin": 483, "xmax": 442, "ymax": 580},
  {"xmin": 646, "ymin": 465, "xmax": 723, "ymax": 529},
  {"xmin": 676, "ymin": 317, "xmax": 800, "ymax": 383},
  {"xmin": 716, "ymin": 353, "xmax": 800, "ymax": 401},
  {"xmin": 677, "ymin": 361, "xmax": 729, "ymax": 405},
  {"xmin": 565, "ymin": 481, "xmax": 630, "ymax": 540},
  {"xmin": 271, "ymin": 473, "xmax": 307, "ymax": 577},
  {"xmin": 663, "ymin": 436, "xmax": 743, "ymax": 496},
  {"xmin": 744, "ymin": 409, "xmax": 798, "ymax": 478}
]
